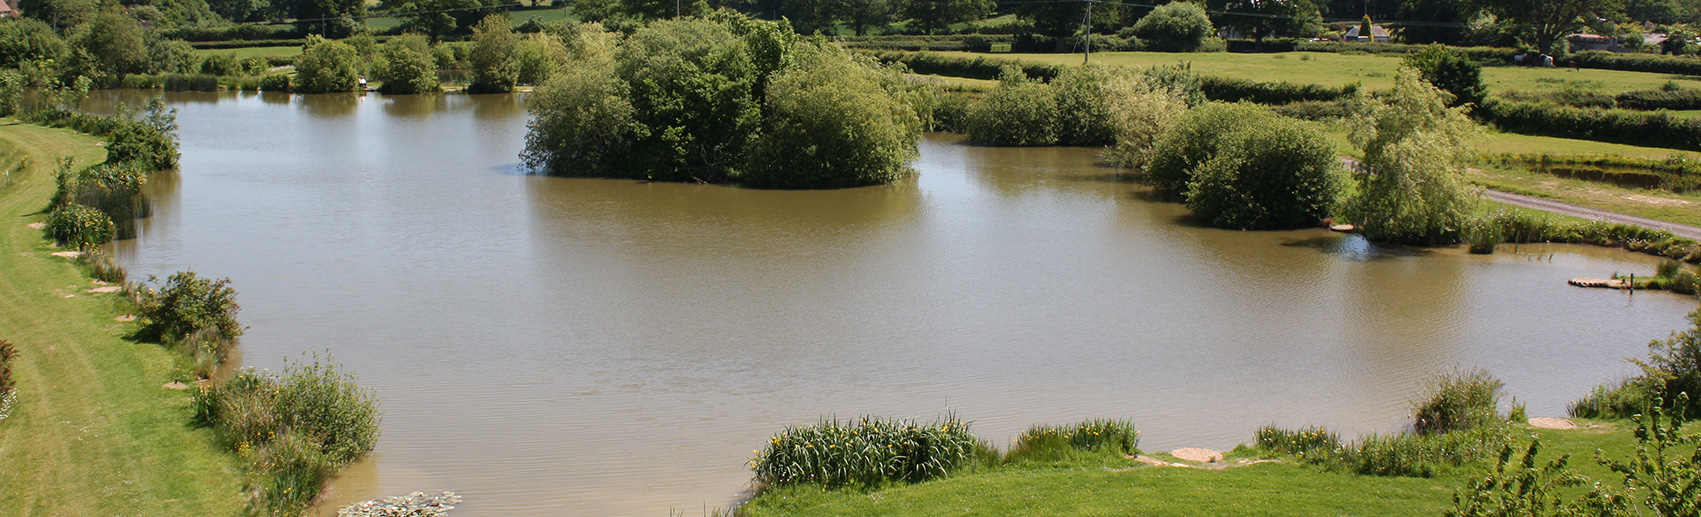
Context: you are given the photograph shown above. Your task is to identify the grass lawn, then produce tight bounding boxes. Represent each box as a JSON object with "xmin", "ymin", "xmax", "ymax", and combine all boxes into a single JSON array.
[
  {"xmin": 0, "ymin": 120, "xmax": 246, "ymax": 515},
  {"xmin": 1470, "ymin": 165, "xmax": 1701, "ymax": 227},
  {"xmin": 194, "ymin": 45, "xmax": 303, "ymax": 60},
  {"xmin": 929, "ymin": 51, "xmax": 1701, "ymax": 94},
  {"xmin": 741, "ymin": 422, "xmax": 1687, "ymax": 516}
]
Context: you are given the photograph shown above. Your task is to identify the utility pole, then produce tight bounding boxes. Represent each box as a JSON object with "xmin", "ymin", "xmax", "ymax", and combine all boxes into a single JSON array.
[
  {"xmin": 677, "ymin": 0, "xmax": 681, "ymax": 17},
  {"xmin": 1082, "ymin": 0, "xmax": 1095, "ymax": 65}
]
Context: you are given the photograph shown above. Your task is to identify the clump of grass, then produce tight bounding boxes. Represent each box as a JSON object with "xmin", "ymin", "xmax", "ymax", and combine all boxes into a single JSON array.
[
  {"xmin": 751, "ymin": 415, "xmax": 990, "ymax": 490},
  {"xmin": 1007, "ymin": 419, "xmax": 1140, "ymax": 463},
  {"xmin": 1464, "ymin": 218, "xmax": 1501, "ymax": 254},
  {"xmin": 0, "ymin": 339, "xmax": 16, "ymax": 395},
  {"xmin": 192, "ymin": 355, "xmax": 381, "ymax": 515},
  {"xmin": 1413, "ymin": 369, "xmax": 1504, "ymax": 436},
  {"xmin": 75, "ymin": 247, "xmax": 126, "ymax": 283},
  {"xmin": 1255, "ymin": 425, "xmax": 1341, "ymax": 458},
  {"xmin": 1345, "ymin": 426, "xmax": 1510, "ymax": 478}
]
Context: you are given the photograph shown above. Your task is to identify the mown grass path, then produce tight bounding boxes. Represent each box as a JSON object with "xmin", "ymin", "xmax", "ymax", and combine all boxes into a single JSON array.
[{"xmin": 0, "ymin": 120, "xmax": 245, "ymax": 515}]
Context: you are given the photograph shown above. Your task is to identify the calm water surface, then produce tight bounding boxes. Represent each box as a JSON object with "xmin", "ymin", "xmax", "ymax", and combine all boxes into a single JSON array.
[{"xmin": 87, "ymin": 91, "xmax": 1698, "ymax": 515}]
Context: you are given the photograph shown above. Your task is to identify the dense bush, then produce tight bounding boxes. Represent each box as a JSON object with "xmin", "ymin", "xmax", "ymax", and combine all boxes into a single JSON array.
[
  {"xmin": 751, "ymin": 415, "xmax": 988, "ymax": 489},
  {"xmin": 964, "ymin": 67, "xmax": 1059, "ymax": 146},
  {"xmin": 0, "ymin": 17, "xmax": 68, "ymax": 70},
  {"xmin": 513, "ymin": 33, "xmax": 568, "ymax": 86},
  {"xmin": 1104, "ymin": 69, "xmax": 1190, "ymax": 169},
  {"xmin": 1145, "ymin": 102, "xmax": 1280, "ymax": 196},
  {"xmin": 46, "ymin": 203, "xmax": 115, "ymax": 249},
  {"xmin": 1006, "ymin": 419, "xmax": 1140, "ymax": 463},
  {"xmin": 1183, "ymin": 116, "xmax": 1342, "ymax": 229},
  {"xmin": 1050, "ymin": 65, "xmax": 1123, "ymax": 146},
  {"xmin": 61, "ymin": 160, "xmax": 147, "ymax": 230},
  {"xmin": 1403, "ymin": 44, "xmax": 1484, "ymax": 108},
  {"xmin": 1481, "ymin": 100, "xmax": 1701, "ymax": 152},
  {"xmin": 136, "ymin": 271, "xmax": 243, "ymax": 346},
  {"xmin": 468, "ymin": 15, "xmax": 519, "ymax": 94},
  {"xmin": 1413, "ymin": 369, "xmax": 1504, "ymax": 436},
  {"xmin": 192, "ymin": 357, "xmax": 380, "ymax": 514},
  {"xmin": 106, "ymin": 100, "xmax": 180, "ymax": 170},
  {"xmin": 258, "ymin": 74, "xmax": 291, "ymax": 92},
  {"xmin": 1130, "ymin": 1, "xmax": 1214, "ymax": 52},
  {"xmin": 293, "ymin": 37, "xmax": 362, "ymax": 93},
  {"xmin": 374, "ymin": 35, "xmax": 440, "ymax": 94},
  {"xmin": 526, "ymin": 16, "xmax": 916, "ymax": 189},
  {"xmin": 742, "ymin": 44, "xmax": 920, "ymax": 189},
  {"xmin": 1343, "ymin": 70, "xmax": 1482, "ymax": 244},
  {"xmin": 865, "ymin": 50, "xmax": 1062, "ymax": 82},
  {"xmin": 1198, "ymin": 76, "xmax": 1358, "ymax": 104}
]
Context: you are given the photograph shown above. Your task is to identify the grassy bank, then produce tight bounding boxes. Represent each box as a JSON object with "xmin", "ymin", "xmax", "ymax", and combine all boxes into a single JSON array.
[
  {"xmin": 0, "ymin": 120, "xmax": 245, "ymax": 514},
  {"xmin": 741, "ymin": 422, "xmax": 1659, "ymax": 516}
]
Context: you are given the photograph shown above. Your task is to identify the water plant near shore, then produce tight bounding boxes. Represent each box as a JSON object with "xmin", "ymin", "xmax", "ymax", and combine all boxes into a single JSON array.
[
  {"xmin": 193, "ymin": 356, "xmax": 381, "ymax": 515},
  {"xmin": 1007, "ymin": 419, "xmax": 1141, "ymax": 463},
  {"xmin": 751, "ymin": 415, "xmax": 991, "ymax": 490}
]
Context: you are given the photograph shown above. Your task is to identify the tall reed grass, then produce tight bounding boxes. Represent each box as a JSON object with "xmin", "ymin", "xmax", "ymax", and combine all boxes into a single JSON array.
[
  {"xmin": 1468, "ymin": 209, "xmax": 1701, "ymax": 265},
  {"xmin": 1007, "ymin": 419, "xmax": 1140, "ymax": 463},
  {"xmin": 751, "ymin": 415, "xmax": 991, "ymax": 489}
]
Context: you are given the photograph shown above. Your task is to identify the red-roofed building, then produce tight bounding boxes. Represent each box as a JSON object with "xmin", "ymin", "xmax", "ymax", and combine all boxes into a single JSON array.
[{"xmin": 0, "ymin": 0, "xmax": 17, "ymax": 18}]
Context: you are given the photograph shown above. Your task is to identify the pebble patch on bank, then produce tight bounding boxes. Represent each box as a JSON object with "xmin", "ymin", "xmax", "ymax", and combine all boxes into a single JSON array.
[
  {"xmin": 26, "ymin": 222, "xmax": 44, "ymax": 230},
  {"xmin": 86, "ymin": 286, "xmax": 120, "ymax": 293},
  {"xmin": 49, "ymin": 251, "xmax": 81, "ymax": 259}
]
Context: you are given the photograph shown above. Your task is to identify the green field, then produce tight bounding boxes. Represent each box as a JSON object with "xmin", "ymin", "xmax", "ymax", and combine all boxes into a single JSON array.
[
  {"xmin": 742, "ymin": 422, "xmax": 1678, "ymax": 516},
  {"xmin": 931, "ymin": 50, "xmax": 1701, "ymax": 94},
  {"xmin": 193, "ymin": 45, "xmax": 303, "ymax": 60},
  {"xmin": 0, "ymin": 121, "xmax": 245, "ymax": 514}
]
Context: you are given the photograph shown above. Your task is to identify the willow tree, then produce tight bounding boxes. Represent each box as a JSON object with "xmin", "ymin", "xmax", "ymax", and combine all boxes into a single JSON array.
[{"xmin": 1342, "ymin": 69, "xmax": 1483, "ymax": 244}]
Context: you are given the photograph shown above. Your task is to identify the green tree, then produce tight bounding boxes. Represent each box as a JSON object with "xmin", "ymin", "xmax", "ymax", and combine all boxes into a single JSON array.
[
  {"xmin": 1342, "ymin": 69, "xmax": 1483, "ymax": 244},
  {"xmin": 964, "ymin": 67, "xmax": 1060, "ymax": 146},
  {"xmin": 17, "ymin": 0, "xmax": 96, "ymax": 30},
  {"xmin": 1479, "ymin": 0, "xmax": 1625, "ymax": 54},
  {"xmin": 1184, "ymin": 116, "xmax": 1342, "ymax": 229},
  {"xmin": 1132, "ymin": 1, "xmax": 1216, "ymax": 52},
  {"xmin": 1208, "ymin": 0, "xmax": 1323, "ymax": 49},
  {"xmin": 513, "ymin": 33, "xmax": 569, "ymax": 85},
  {"xmin": 742, "ymin": 44, "xmax": 919, "ymax": 188},
  {"xmin": 521, "ymin": 28, "xmax": 634, "ymax": 176},
  {"xmin": 393, "ymin": 0, "xmax": 507, "ymax": 43},
  {"xmin": 1104, "ymin": 69, "xmax": 1189, "ymax": 169},
  {"xmin": 293, "ymin": 36, "xmax": 362, "ymax": 93},
  {"xmin": 902, "ymin": 0, "xmax": 992, "ymax": 35},
  {"xmin": 375, "ymin": 35, "xmax": 440, "ymax": 94},
  {"xmin": 77, "ymin": 9, "xmax": 149, "ymax": 77},
  {"xmin": 294, "ymin": 0, "xmax": 366, "ymax": 37},
  {"xmin": 468, "ymin": 14, "xmax": 518, "ymax": 93},
  {"xmin": 1403, "ymin": 44, "xmax": 1486, "ymax": 108},
  {"xmin": 837, "ymin": 0, "xmax": 894, "ymax": 36},
  {"xmin": 614, "ymin": 17, "xmax": 764, "ymax": 181}
]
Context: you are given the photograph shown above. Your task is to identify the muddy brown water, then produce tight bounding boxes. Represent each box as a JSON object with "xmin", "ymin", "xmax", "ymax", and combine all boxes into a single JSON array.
[{"xmin": 79, "ymin": 91, "xmax": 1698, "ymax": 515}]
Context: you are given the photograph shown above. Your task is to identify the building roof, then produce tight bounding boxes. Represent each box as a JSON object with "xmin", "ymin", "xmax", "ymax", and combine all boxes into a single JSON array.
[
  {"xmin": 0, "ymin": 0, "xmax": 14, "ymax": 14},
  {"xmin": 1567, "ymin": 33, "xmax": 1612, "ymax": 43},
  {"xmin": 1344, "ymin": 25, "xmax": 1390, "ymax": 39}
]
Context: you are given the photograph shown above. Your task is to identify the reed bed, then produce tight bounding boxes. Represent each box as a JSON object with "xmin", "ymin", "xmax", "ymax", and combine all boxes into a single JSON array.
[
  {"xmin": 1007, "ymin": 419, "xmax": 1140, "ymax": 463},
  {"xmin": 751, "ymin": 415, "xmax": 990, "ymax": 489}
]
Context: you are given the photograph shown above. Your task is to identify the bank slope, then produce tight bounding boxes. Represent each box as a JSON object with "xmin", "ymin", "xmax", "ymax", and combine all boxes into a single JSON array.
[{"xmin": 0, "ymin": 120, "xmax": 245, "ymax": 515}]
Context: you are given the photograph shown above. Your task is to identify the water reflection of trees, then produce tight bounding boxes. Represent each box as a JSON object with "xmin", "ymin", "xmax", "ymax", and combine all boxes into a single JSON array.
[
  {"xmin": 521, "ymin": 175, "xmax": 923, "ymax": 265},
  {"xmin": 955, "ymin": 141, "xmax": 1128, "ymax": 198},
  {"xmin": 470, "ymin": 93, "xmax": 524, "ymax": 121},
  {"xmin": 301, "ymin": 92, "xmax": 361, "ymax": 118},
  {"xmin": 380, "ymin": 94, "xmax": 450, "ymax": 118}
]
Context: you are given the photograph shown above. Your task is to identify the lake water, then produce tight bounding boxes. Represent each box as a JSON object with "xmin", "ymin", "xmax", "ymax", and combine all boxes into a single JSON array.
[{"xmin": 85, "ymin": 91, "xmax": 1699, "ymax": 515}]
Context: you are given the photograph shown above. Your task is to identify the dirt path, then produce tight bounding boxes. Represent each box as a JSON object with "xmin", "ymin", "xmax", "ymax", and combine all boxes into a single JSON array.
[{"xmin": 1483, "ymin": 189, "xmax": 1701, "ymax": 241}]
